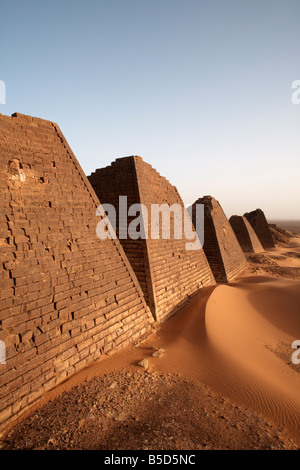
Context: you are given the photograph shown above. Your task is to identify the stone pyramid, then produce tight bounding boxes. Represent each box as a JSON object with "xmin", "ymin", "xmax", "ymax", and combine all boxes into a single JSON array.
[
  {"xmin": 88, "ymin": 156, "xmax": 215, "ymax": 322},
  {"xmin": 0, "ymin": 113, "xmax": 152, "ymax": 431},
  {"xmin": 229, "ymin": 215, "xmax": 264, "ymax": 253},
  {"xmin": 244, "ymin": 209, "xmax": 275, "ymax": 249},
  {"xmin": 190, "ymin": 196, "xmax": 248, "ymax": 283}
]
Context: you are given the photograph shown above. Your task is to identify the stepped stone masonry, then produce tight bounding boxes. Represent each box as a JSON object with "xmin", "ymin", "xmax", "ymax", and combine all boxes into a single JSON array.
[
  {"xmin": 244, "ymin": 209, "xmax": 275, "ymax": 249},
  {"xmin": 229, "ymin": 215, "xmax": 264, "ymax": 253},
  {"xmin": 190, "ymin": 196, "xmax": 248, "ymax": 283},
  {"xmin": 88, "ymin": 156, "xmax": 215, "ymax": 322},
  {"xmin": 0, "ymin": 113, "xmax": 153, "ymax": 432},
  {"xmin": 1, "ymin": 112, "xmax": 262, "ymax": 435}
]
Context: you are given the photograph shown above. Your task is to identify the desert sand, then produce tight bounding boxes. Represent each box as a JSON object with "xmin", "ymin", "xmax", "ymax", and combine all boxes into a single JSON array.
[{"xmin": 1, "ymin": 236, "xmax": 300, "ymax": 450}]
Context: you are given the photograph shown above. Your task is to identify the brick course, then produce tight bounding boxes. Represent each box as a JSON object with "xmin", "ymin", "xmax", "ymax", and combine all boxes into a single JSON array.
[
  {"xmin": 88, "ymin": 156, "xmax": 215, "ymax": 322},
  {"xmin": 190, "ymin": 196, "xmax": 248, "ymax": 283},
  {"xmin": 244, "ymin": 209, "xmax": 275, "ymax": 249},
  {"xmin": 229, "ymin": 215, "xmax": 264, "ymax": 253},
  {"xmin": 0, "ymin": 114, "xmax": 152, "ymax": 431}
]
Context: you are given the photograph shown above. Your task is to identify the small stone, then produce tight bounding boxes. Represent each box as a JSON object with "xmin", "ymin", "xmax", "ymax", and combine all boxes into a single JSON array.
[
  {"xmin": 109, "ymin": 381, "xmax": 117, "ymax": 389},
  {"xmin": 152, "ymin": 348, "xmax": 164, "ymax": 357},
  {"xmin": 86, "ymin": 414, "xmax": 95, "ymax": 421},
  {"xmin": 78, "ymin": 418, "xmax": 86, "ymax": 428},
  {"xmin": 152, "ymin": 350, "xmax": 162, "ymax": 357},
  {"xmin": 47, "ymin": 437, "xmax": 56, "ymax": 446},
  {"xmin": 138, "ymin": 359, "xmax": 149, "ymax": 370},
  {"xmin": 116, "ymin": 413, "xmax": 127, "ymax": 422}
]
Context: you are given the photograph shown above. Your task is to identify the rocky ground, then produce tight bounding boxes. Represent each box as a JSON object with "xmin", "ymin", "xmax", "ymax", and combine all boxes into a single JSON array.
[
  {"xmin": 0, "ymin": 368, "xmax": 297, "ymax": 451},
  {"xmin": 246, "ymin": 252, "xmax": 300, "ymax": 280}
]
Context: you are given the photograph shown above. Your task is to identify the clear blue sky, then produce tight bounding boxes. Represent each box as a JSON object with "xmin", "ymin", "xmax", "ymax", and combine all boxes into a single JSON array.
[{"xmin": 1, "ymin": 0, "xmax": 300, "ymax": 219}]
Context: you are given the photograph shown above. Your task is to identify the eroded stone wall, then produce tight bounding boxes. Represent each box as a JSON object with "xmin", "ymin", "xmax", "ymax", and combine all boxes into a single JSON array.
[
  {"xmin": 229, "ymin": 215, "xmax": 264, "ymax": 253},
  {"xmin": 244, "ymin": 209, "xmax": 275, "ymax": 249},
  {"xmin": 89, "ymin": 156, "xmax": 215, "ymax": 322},
  {"xmin": 0, "ymin": 114, "xmax": 152, "ymax": 431},
  {"xmin": 191, "ymin": 196, "xmax": 248, "ymax": 283}
]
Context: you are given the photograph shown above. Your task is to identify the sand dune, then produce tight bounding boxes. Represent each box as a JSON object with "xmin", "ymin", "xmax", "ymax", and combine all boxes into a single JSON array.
[
  {"xmin": 134, "ymin": 239, "xmax": 300, "ymax": 443},
  {"xmin": 140, "ymin": 275, "xmax": 300, "ymax": 443},
  {"xmin": 205, "ymin": 282, "xmax": 300, "ymax": 435}
]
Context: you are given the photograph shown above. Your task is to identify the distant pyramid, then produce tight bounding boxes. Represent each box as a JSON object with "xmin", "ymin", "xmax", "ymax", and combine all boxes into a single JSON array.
[
  {"xmin": 88, "ymin": 156, "xmax": 215, "ymax": 322},
  {"xmin": 0, "ymin": 113, "xmax": 152, "ymax": 431},
  {"xmin": 244, "ymin": 209, "xmax": 275, "ymax": 249},
  {"xmin": 190, "ymin": 196, "xmax": 248, "ymax": 283},
  {"xmin": 229, "ymin": 215, "xmax": 264, "ymax": 253}
]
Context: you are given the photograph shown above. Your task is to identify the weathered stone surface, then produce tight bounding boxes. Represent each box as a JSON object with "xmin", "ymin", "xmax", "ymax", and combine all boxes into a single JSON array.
[
  {"xmin": 229, "ymin": 215, "xmax": 264, "ymax": 253},
  {"xmin": 152, "ymin": 348, "xmax": 164, "ymax": 357},
  {"xmin": 244, "ymin": 209, "xmax": 275, "ymax": 249},
  {"xmin": 190, "ymin": 196, "xmax": 248, "ymax": 283},
  {"xmin": 137, "ymin": 359, "xmax": 149, "ymax": 369},
  {"xmin": 0, "ymin": 113, "xmax": 153, "ymax": 432},
  {"xmin": 88, "ymin": 156, "xmax": 215, "ymax": 322}
]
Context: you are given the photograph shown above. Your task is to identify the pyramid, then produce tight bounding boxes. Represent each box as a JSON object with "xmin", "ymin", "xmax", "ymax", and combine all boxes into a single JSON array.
[
  {"xmin": 244, "ymin": 209, "xmax": 275, "ymax": 249},
  {"xmin": 88, "ymin": 156, "xmax": 215, "ymax": 322},
  {"xmin": 229, "ymin": 215, "xmax": 264, "ymax": 253},
  {"xmin": 190, "ymin": 196, "xmax": 248, "ymax": 283},
  {"xmin": 0, "ymin": 113, "xmax": 152, "ymax": 431}
]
